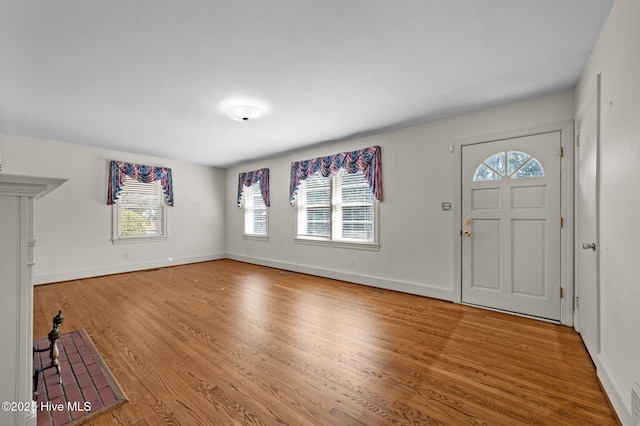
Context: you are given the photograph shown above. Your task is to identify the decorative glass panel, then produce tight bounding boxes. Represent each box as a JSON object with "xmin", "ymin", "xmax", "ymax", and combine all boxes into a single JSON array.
[
  {"xmin": 474, "ymin": 151, "xmax": 544, "ymax": 181},
  {"xmin": 512, "ymin": 159, "xmax": 544, "ymax": 178},
  {"xmin": 485, "ymin": 152, "xmax": 505, "ymax": 175},
  {"xmin": 473, "ymin": 164, "xmax": 501, "ymax": 181},
  {"xmin": 507, "ymin": 151, "xmax": 531, "ymax": 175}
]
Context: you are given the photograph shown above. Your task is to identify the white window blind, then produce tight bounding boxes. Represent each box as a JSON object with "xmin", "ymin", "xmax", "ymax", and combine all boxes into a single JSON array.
[
  {"xmin": 243, "ymin": 184, "xmax": 268, "ymax": 236},
  {"xmin": 296, "ymin": 170, "xmax": 376, "ymax": 245},
  {"xmin": 113, "ymin": 176, "xmax": 167, "ymax": 243},
  {"xmin": 297, "ymin": 173, "xmax": 331, "ymax": 238},
  {"xmin": 334, "ymin": 171, "xmax": 374, "ymax": 241}
]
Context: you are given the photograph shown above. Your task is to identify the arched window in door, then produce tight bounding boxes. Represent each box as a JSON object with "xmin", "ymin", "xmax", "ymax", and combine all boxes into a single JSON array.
[{"xmin": 473, "ymin": 151, "xmax": 544, "ymax": 182}]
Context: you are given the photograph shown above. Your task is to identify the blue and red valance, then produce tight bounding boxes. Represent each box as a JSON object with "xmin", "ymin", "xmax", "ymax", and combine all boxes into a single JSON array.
[
  {"xmin": 289, "ymin": 145, "xmax": 382, "ymax": 204},
  {"xmin": 237, "ymin": 168, "xmax": 270, "ymax": 207},
  {"xmin": 107, "ymin": 160, "xmax": 174, "ymax": 206}
]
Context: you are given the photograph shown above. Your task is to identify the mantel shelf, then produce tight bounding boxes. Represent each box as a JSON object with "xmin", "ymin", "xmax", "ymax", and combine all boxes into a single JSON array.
[{"xmin": 0, "ymin": 173, "xmax": 68, "ymax": 199}]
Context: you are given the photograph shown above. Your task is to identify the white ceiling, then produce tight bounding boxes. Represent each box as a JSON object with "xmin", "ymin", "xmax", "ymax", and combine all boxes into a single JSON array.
[{"xmin": 0, "ymin": 0, "xmax": 613, "ymax": 168}]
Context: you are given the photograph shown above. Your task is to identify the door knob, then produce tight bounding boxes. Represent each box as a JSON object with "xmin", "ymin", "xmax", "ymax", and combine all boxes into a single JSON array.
[
  {"xmin": 464, "ymin": 230, "xmax": 471, "ymax": 237},
  {"xmin": 582, "ymin": 242, "xmax": 596, "ymax": 251}
]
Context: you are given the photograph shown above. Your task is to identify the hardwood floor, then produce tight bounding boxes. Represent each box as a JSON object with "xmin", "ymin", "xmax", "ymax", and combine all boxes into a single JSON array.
[{"xmin": 34, "ymin": 260, "xmax": 618, "ymax": 425}]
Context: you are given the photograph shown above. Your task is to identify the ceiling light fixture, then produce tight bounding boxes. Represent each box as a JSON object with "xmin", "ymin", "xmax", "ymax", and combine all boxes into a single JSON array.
[
  {"xmin": 225, "ymin": 104, "xmax": 263, "ymax": 122},
  {"xmin": 219, "ymin": 97, "xmax": 269, "ymax": 122}
]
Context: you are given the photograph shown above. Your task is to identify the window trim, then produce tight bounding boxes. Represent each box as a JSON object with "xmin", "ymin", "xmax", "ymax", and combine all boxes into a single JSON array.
[
  {"xmin": 243, "ymin": 234, "xmax": 270, "ymax": 242},
  {"xmin": 294, "ymin": 171, "xmax": 380, "ymax": 250},
  {"xmin": 111, "ymin": 178, "xmax": 169, "ymax": 245},
  {"xmin": 293, "ymin": 235, "xmax": 380, "ymax": 251}
]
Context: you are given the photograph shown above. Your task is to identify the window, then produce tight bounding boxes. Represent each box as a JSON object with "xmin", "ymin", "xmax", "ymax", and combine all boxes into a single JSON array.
[
  {"xmin": 297, "ymin": 173, "xmax": 331, "ymax": 238},
  {"xmin": 243, "ymin": 183, "xmax": 268, "ymax": 237},
  {"xmin": 473, "ymin": 151, "xmax": 544, "ymax": 182},
  {"xmin": 296, "ymin": 170, "xmax": 377, "ymax": 247},
  {"xmin": 112, "ymin": 176, "xmax": 167, "ymax": 243}
]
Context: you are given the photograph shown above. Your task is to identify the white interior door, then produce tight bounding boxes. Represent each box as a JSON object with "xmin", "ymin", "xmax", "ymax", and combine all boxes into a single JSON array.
[
  {"xmin": 575, "ymin": 87, "xmax": 600, "ymax": 357},
  {"xmin": 461, "ymin": 132, "xmax": 562, "ymax": 320}
]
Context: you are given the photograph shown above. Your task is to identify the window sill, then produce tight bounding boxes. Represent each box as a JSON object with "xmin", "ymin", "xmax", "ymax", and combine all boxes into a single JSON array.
[
  {"xmin": 243, "ymin": 234, "xmax": 269, "ymax": 242},
  {"xmin": 294, "ymin": 237, "xmax": 380, "ymax": 251},
  {"xmin": 112, "ymin": 236, "xmax": 168, "ymax": 245}
]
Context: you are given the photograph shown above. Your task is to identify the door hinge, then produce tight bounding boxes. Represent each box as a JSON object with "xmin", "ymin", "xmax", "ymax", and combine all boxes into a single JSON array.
[
  {"xmin": 560, "ymin": 146, "xmax": 564, "ymax": 157},
  {"xmin": 560, "ymin": 287, "xmax": 563, "ymax": 298},
  {"xmin": 560, "ymin": 217, "xmax": 564, "ymax": 228},
  {"xmin": 576, "ymin": 135, "xmax": 580, "ymax": 147},
  {"xmin": 576, "ymin": 296, "xmax": 580, "ymax": 309}
]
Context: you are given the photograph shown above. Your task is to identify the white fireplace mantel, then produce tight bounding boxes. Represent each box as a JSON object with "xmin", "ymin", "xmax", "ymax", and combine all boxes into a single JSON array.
[
  {"xmin": 0, "ymin": 173, "xmax": 67, "ymax": 426},
  {"xmin": 0, "ymin": 173, "xmax": 67, "ymax": 199}
]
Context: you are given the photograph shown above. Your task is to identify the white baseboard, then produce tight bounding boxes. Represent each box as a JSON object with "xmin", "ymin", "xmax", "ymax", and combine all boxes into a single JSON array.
[
  {"xmin": 33, "ymin": 253, "xmax": 226, "ymax": 285},
  {"xmin": 35, "ymin": 252, "xmax": 454, "ymax": 301},
  {"xmin": 595, "ymin": 353, "xmax": 633, "ymax": 425},
  {"xmin": 226, "ymin": 252, "xmax": 455, "ymax": 301}
]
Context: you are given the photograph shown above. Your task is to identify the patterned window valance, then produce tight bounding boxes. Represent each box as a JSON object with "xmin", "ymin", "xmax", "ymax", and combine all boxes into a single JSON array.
[
  {"xmin": 237, "ymin": 168, "xmax": 270, "ymax": 207},
  {"xmin": 107, "ymin": 160, "xmax": 174, "ymax": 206},
  {"xmin": 289, "ymin": 145, "xmax": 382, "ymax": 204}
]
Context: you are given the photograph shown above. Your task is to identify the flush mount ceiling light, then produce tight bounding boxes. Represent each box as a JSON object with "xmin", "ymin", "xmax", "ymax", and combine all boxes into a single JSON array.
[
  {"xmin": 219, "ymin": 97, "xmax": 269, "ymax": 122},
  {"xmin": 225, "ymin": 104, "xmax": 263, "ymax": 121}
]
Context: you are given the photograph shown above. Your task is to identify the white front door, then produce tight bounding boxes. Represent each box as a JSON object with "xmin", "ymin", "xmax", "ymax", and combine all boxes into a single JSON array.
[
  {"xmin": 576, "ymin": 87, "xmax": 600, "ymax": 357},
  {"xmin": 461, "ymin": 132, "xmax": 562, "ymax": 320}
]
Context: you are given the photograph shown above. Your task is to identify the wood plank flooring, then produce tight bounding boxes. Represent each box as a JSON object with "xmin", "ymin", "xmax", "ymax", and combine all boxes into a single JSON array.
[{"xmin": 33, "ymin": 260, "xmax": 618, "ymax": 425}]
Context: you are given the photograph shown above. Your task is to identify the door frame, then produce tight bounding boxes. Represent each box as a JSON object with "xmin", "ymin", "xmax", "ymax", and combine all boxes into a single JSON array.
[{"xmin": 451, "ymin": 121, "xmax": 574, "ymax": 325}]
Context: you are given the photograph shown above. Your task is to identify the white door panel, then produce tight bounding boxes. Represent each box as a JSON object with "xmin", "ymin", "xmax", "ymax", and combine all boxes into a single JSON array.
[
  {"xmin": 462, "ymin": 132, "xmax": 562, "ymax": 320},
  {"xmin": 472, "ymin": 219, "xmax": 501, "ymax": 289},
  {"xmin": 576, "ymin": 88, "xmax": 600, "ymax": 357},
  {"xmin": 512, "ymin": 219, "xmax": 546, "ymax": 296}
]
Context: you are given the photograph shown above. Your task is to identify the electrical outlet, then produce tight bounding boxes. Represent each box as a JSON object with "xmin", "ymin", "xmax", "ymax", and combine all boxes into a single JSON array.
[
  {"xmin": 124, "ymin": 252, "xmax": 130, "ymax": 261},
  {"xmin": 632, "ymin": 383, "xmax": 640, "ymax": 426}
]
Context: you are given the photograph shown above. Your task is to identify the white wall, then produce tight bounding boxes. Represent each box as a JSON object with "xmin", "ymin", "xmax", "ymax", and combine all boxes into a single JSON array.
[
  {"xmin": 225, "ymin": 91, "xmax": 574, "ymax": 301},
  {"xmin": 575, "ymin": 0, "xmax": 640, "ymax": 423},
  {"xmin": 0, "ymin": 133, "xmax": 227, "ymax": 283}
]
